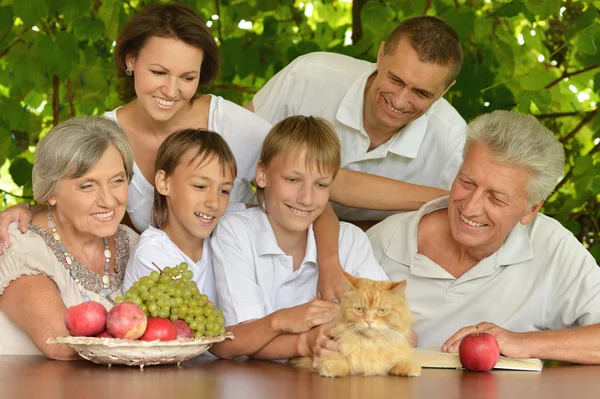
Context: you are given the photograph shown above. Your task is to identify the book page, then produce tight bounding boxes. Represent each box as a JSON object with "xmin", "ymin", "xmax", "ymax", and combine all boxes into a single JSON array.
[{"xmin": 413, "ymin": 346, "xmax": 543, "ymax": 371}]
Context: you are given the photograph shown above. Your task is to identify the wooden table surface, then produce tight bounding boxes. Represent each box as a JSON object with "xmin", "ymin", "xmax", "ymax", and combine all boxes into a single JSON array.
[{"xmin": 1, "ymin": 354, "xmax": 599, "ymax": 399}]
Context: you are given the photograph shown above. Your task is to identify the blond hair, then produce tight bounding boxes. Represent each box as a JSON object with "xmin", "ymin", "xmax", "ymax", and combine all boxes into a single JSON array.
[
  {"xmin": 152, "ymin": 129, "xmax": 237, "ymax": 228},
  {"xmin": 255, "ymin": 115, "xmax": 341, "ymax": 211},
  {"xmin": 33, "ymin": 116, "xmax": 133, "ymax": 204},
  {"xmin": 464, "ymin": 110, "xmax": 565, "ymax": 205}
]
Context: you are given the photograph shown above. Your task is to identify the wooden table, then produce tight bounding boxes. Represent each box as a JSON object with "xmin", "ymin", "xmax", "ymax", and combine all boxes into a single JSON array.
[{"xmin": 1, "ymin": 355, "xmax": 599, "ymax": 399}]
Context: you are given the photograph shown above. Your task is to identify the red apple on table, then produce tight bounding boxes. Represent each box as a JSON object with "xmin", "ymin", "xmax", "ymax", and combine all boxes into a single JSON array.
[
  {"xmin": 64, "ymin": 301, "xmax": 108, "ymax": 337},
  {"xmin": 106, "ymin": 302, "xmax": 147, "ymax": 339},
  {"xmin": 459, "ymin": 328, "xmax": 500, "ymax": 371},
  {"xmin": 96, "ymin": 330, "xmax": 114, "ymax": 338},
  {"xmin": 172, "ymin": 320, "xmax": 194, "ymax": 339},
  {"xmin": 139, "ymin": 317, "xmax": 177, "ymax": 341}
]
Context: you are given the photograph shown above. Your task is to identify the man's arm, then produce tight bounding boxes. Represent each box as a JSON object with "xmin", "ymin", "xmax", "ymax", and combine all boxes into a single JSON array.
[
  {"xmin": 313, "ymin": 204, "xmax": 344, "ymax": 302},
  {"xmin": 442, "ymin": 322, "xmax": 600, "ymax": 364},
  {"xmin": 329, "ymin": 168, "xmax": 447, "ymax": 211}
]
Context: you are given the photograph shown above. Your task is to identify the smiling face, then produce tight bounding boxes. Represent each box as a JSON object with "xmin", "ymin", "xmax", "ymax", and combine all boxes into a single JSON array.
[
  {"xmin": 156, "ymin": 149, "xmax": 234, "ymax": 243},
  {"xmin": 255, "ymin": 149, "xmax": 334, "ymax": 240},
  {"xmin": 448, "ymin": 143, "xmax": 543, "ymax": 258},
  {"xmin": 48, "ymin": 145, "xmax": 128, "ymax": 239},
  {"xmin": 127, "ymin": 36, "xmax": 204, "ymax": 122},
  {"xmin": 364, "ymin": 38, "xmax": 454, "ymax": 137}
]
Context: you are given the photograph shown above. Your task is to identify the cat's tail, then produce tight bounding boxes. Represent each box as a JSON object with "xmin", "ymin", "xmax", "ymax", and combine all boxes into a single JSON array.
[{"xmin": 289, "ymin": 357, "xmax": 313, "ymax": 370}]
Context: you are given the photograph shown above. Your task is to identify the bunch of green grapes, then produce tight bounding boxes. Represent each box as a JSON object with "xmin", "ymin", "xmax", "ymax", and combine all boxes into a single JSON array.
[
  {"xmin": 544, "ymin": 1, "xmax": 586, "ymax": 66},
  {"xmin": 115, "ymin": 262, "xmax": 226, "ymax": 338}
]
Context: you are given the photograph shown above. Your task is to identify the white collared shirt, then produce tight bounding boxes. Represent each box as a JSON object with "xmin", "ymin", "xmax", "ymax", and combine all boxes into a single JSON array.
[
  {"xmin": 105, "ymin": 95, "xmax": 271, "ymax": 232},
  {"xmin": 253, "ymin": 52, "xmax": 466, "ymax": 221},
  {"xmin": 123, "ymin": 226, "xmax": 218, "ymax": 306},
  {"xmin": 211, "ymin": 207, "xmax": 388, "ymax": 326},
  {"xmin": 367, "ymin": 197, "xmax": 600, "ymax": 347}
]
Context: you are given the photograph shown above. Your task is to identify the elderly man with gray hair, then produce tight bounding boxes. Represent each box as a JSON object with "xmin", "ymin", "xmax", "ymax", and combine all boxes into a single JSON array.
[{"xmin": 368, "ymin": 110, "xmax": 600, "ymax": 364}]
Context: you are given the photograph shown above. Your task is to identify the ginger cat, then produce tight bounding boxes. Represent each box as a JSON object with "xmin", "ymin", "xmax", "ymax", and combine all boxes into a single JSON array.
[{"xmin": 294, "ymin": 272, "xmax": 421, "ymax": 378}]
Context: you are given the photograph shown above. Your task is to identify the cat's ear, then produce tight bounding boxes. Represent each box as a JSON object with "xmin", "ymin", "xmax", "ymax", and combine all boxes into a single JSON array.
[
  {"xmin": 389, "ymin": 280, "xmax": 407, "ymax": 295},
  {"xmin": 343, "ymin": 271, "xmax": 359, "ymax": 290}
]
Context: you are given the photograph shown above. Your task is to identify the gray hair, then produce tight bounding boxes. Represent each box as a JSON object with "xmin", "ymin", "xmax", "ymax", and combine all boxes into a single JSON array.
[
  {"xmin": 33, "ymin": 116, "xmax": 134, "ymax": 204},
  {"xmin": 463, "ymin": 110, "xmax": 565, "ymax": 205}
]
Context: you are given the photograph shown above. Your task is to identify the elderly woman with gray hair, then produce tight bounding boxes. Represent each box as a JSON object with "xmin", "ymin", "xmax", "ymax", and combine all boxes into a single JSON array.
[{"xmin": 0, "ymin": 117, "xmax": 138, "ymax": 359}]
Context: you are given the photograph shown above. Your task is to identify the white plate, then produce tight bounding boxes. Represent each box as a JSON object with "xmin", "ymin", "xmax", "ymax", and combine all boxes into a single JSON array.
[{"xmin": 47, "ymin": 332, "xmax": 233, "ymax": 368}]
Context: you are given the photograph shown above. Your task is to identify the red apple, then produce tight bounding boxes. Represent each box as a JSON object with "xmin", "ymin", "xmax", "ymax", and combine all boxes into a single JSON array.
[
  {"xmin": 106, "ymin": 302, "xmax": 147, "ymax": 339},
  {"xmin": 172, "ymin": 319, "xmax": 194, "ymax": 339},
  {"xmin": 459, "ymin": 330, "xmax": 500, "ymax": 371},
  {"xmin": 139, "ymin": 317, "xmax": 177, "ymax": 341},
  {"xmin": 64, "ymin": 301, "xmax": 107, "ymax": 337},
  {"xmin": 96, "ymin": 330, "xmax": 114, "ymax": 338}
]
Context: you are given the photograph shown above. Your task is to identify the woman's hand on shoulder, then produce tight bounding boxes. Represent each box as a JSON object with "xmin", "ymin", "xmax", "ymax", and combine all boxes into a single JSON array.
[
  {"xmin": 0, "ymin": 203, "xmax": 33, "ymax": 255},
  {"xmin": 272, "ymin": 299, "xmax": 339, "ymax": 334}
]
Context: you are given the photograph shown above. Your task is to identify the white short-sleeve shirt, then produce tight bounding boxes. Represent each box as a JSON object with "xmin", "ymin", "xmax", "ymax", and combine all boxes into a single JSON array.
[
  {"xmin": 123, "ymin": 226, "xmax": 218, "ymax": 306},
  {"xmin": 105, "ymin": 95, "xmax": 271, "ymax": 232},
  {"xmin": 211, "ymin": 207, "xmax": 388, "ymax": 326},
  {"xmin": 252, "ymin": 52, "xmax": 466, "ymax": 221},
  {"xmin": 367, "ymin": 197, "xmax": 600, "ymax": 347}
]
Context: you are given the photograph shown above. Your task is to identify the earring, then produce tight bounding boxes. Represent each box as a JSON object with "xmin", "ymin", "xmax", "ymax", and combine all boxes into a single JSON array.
[{"xmin": 125, "ymin": 68, "xmax": 133, "ymax": 76}]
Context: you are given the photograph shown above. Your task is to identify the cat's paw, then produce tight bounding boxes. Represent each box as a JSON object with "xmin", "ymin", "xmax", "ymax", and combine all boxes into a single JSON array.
[
  {"xmin": 390, "ymin": 362, "xmax": 421, "ymax": 377},
  {"xmin": 319, "ymin": 357, "xmax": 350, "ymax": 378}
]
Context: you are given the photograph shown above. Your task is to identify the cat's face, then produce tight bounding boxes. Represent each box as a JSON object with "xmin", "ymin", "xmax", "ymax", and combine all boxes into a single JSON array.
[{"xmin": 338, "ymin": 273, "xmax": 413, "ymax": 338}]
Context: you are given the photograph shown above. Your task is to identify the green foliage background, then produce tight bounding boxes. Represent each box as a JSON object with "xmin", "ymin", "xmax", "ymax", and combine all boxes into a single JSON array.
[{"xmin": 0, "ymin": 0, "xmax": 598, "ymax": 263}]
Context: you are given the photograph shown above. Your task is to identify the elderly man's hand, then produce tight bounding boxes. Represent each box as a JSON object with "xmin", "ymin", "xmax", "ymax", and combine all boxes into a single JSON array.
[
  {"xmin": 441, "ymin": 322, "xmax": 532, "ymax": 359},
  {"xmin": 316, "ymin": 260, "xmax": 346, "ymax": 304}
]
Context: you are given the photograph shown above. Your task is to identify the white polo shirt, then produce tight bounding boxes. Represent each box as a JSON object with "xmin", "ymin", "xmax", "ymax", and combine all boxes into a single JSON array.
[
  {"xmin": 211, "ymin": 207, "xmax": 389, "ymax": 326},
  {"xmin": 253, "ymin": 52, "xmax": 466, "ymax": 221},
  {"xmin": 123, "ymin": 226, "xmax": 218, "ymax": 306},
  {"xmin": 367, "ymin": 197, "xmax": 600, "ymax": 347},
  {"xmin": 105, "ymin": 95, "xmax": 271, "ymax": 232}
]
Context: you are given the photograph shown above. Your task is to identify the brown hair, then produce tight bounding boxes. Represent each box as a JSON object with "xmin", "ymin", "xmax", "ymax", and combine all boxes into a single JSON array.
[
  {"xmin": 383, "ymin": 16, "xmax": 463, "ymax": 85},
  {"xmin": 255, "ymin": 115, "xmax": 341, "ymax": 212},
  {"xmin": 152, "ymin": 129, "xmax": 237, "ymax": 228},
  {"xmin": 114, "ymin": 1, "xmax": 220, "ymax": 102}
]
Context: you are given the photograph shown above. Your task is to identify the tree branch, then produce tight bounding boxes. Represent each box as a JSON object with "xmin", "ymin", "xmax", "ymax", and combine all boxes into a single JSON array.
[
  {"xmin": 0, "ymin": 39, "xmax": 25, "ymax": 59},
  {"xmin": 560, "ymin": 109, "xmax": 598, "ymax": 144},
  {"xmin": 352, "ymin": 0, "xmax": 367, "ymax": 43},
  {"xmin": 423, "ymin": 0, "xmax": 433, "ymax": 15},
  {"xmin": 214, "ymin": 0, "xmax": 223, "ymax": 43},
  {"xmin": 52, "ymin": 75, "xmax": 60, "ymax": 126},
  {"xmin": 0, "ymin": 189, "xmax": 33, "ymax": 201},
  {"xmin": 545, "ymin": 65, "xmax": 600, "ymax": 89},
  {"xmin": 67, "ymin": 77, "xmax": 76, "ymax": 118},
  {"xmin": 554, "ymin": 141, "xmax": 600, "ymax": 193},
  {"xmin": 535, "ymin": 110, "xmax": 596, "ymax": 120}
]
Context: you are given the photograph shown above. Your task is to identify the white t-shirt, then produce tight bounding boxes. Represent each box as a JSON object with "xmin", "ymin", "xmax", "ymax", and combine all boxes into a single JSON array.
[
  {"xmin": 367, "ymin": 197, "xmax": 600, "ymax": 347},
  {"xmin": 211, "ymin": 207, "xmax": 389, "ymax": 326},
  {"xmin": 123, "ymin": 226, "xmax": 218, "ymax": 306},
  {"xmin": 253, "ymin": 52, "xmax": 466, "ymax": 221},
  {"xmin": 105, "ymin": 95, "xmax": 271, "ymax": 232}
]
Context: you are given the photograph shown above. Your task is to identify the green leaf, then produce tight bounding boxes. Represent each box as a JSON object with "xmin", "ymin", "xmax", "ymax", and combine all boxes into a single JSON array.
[
  {"xmin": 361, "ymin": 2, "xmax": 395, "ymax": 27},
  {"xmin": 54, "ymin": 31, "xmax": 79, "ymax": 79},
  {"xmin": 12, "ymin": 0, "xmax": 48, "ymax": 28},
  {"xmin": 490, "ymin": 0, "xmax": 527, "ymax": 18},
  {"xmin": 518, "ymin": 90, "xmax": 552, "ymax": 113},
  {"xmin": 523, "ymin": 0, "xmax": 560, "ymax": 20},
  {"xmin": 572, "ymin": 156, "xmax": 594, "ymax": 177},
  {"xmin": 0, "ymin": 6, "xmax": 13, "ymax": 34},
  {"xmin": 594, "ymin": 72, "xmax": 600, "ymax": 94},
  {"xmin": 576, "ymin": 31, "xmax": 597, "ymax": 55},
  {"xmin": 8, "ymin": 158, "xmax": 33, "ymax": 188}
]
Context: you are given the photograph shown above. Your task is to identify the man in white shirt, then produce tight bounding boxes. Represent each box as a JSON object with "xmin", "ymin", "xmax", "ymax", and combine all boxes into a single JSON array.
[
  {"xmin": 368, "ymin": 110, "xmax": 600, "ymax": 364},
  {"xmin": 246, "ymin": 16, "xmax": 466, "ymax": 223}
]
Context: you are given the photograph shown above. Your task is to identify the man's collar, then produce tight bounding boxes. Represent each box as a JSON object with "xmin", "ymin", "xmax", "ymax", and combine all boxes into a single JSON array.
[
  {"xmin": 336, "ymin": 67, "xmax": 429, "ymax": 159},
  {"xmin": 385, "ymin": 196, "xmax": 535, "ymax": 266}
]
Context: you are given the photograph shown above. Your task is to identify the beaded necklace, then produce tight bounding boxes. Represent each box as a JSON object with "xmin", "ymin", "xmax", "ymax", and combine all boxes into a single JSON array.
[{"xmin": 47, "ymin": 212, "xmax": 112, "ymax": 301}]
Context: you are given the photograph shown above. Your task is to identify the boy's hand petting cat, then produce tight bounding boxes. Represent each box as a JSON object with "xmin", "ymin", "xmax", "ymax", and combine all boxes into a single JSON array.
[
  {"xmin": 272, "ymin": 299, "xmax": 339, "ymax": 334},
  {"xmin": 441, "ymin": 322, "xmax": 532, "ymax": 359},
  {"xmin": 296, "ymin": 321, "xmax": 337, "ymax": 361},
  {"xmin": 0, "ymin": 203, "xmax": 32, "ymax": 254},
  {"xmin": 316, "ymin": 260, "xmax": 346, "ymax": 303}
]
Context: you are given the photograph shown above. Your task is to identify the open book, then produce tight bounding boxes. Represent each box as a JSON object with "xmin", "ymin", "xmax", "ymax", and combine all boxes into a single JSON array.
[{"xmin": 413, "ymin": 346, "xmax": 543, "ymax": 372}]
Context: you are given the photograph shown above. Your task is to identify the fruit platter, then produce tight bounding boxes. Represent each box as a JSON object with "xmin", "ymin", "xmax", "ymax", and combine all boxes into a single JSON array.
[{"xmin": 48, "ymin": 262, "xmax": 233, "ymax": 368}]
